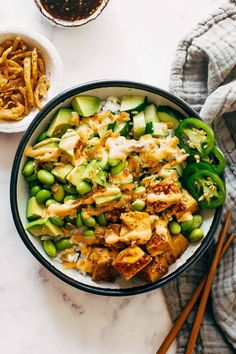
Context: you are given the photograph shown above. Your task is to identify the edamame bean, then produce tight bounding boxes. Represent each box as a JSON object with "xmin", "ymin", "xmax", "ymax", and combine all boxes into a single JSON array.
[
  {"xmin": 81, "ymin": 211, "xmax": 96, "ymax": 227},
  {"xmin": 30, "ymin": 185, "xmax": 41, "ymax": 196},
  {"xmin": 108, "ymin": 157, "xmax": 120, "ymax": 167},
  {"xmin": 168, "ymin": 221, "xmax": 181, "ymax": 235},
  {"xmin": 64, "ymin": 195, "xmax": 78, "ymax": 202},
  {"xmin": 36, "ymin": 189, "xmax": 51, "ymax": 203},
  {"xmin": 63, "ymin": 184, "xmax": 78, "ymax": 195},
  {"xmin": 189, "ymin": 228, "xmax": 204, "ymax": 242},
  {"xmin": 76, "ymin": 212, "xmax": 84, "ymax": 228},
  {"xmin": 83, "ymin": 229, "xmax": 95, "ymax": 237},
  {"xmin": 190, "ymin": 215, "xmax": 203, "ymax": 231},
  {"xmin": 54, "ymin": 238, "xmax": 72, "ymax": 251},
  {"xmin": 53, "ymin": 185, "xmax": 65, "ymax": 202},
  {"xmin": 42, "ymin": 240, "xmax": 57, "ymax": 257},
  {"xmin": 23, "ymin": 160, "xmax": 35, "ymax": 176},
  {"xmin": 37, "ymin": 169, "xmax": 55, "ymax": 185},
  {"xmin": 111, "ymin": 161, "xmax": 126, "ymax": 176},
  {"xmin": 131, "ymin": 199, "xmax": 146, "ymax": 211},
  {"xmin": 97, "ymin": 213, "xmax": 107, "ymax": 226},
  {"xmin": 25, "ymin": 173, "xmax": 38, "ymax": 183},
  {"xmin": 181, "ymin": 215, "xmax": 203, "ymax": 233},
  {"xmin": 76, "ymin": 181, "xmax": 92, "ymax": 195},
  {"xmin": 37, "ymin": 131, "xmax": 48, "ymax": 143},
  {"xmin": 181, "ymin": 219, "xmax": 194, "ymax": 233},
  {"xmin": 46, "ymin": 199, "xmax": 59, "ymax": 207},
  {"xmin": 49, "ymin": 216, "xmax": 64, "ymax": 226}
]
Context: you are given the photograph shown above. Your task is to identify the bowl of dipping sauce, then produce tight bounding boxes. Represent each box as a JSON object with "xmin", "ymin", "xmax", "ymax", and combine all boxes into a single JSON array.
[{"xmin": 34, "ymin": 0, "xmax": 109, "ymax": 28}]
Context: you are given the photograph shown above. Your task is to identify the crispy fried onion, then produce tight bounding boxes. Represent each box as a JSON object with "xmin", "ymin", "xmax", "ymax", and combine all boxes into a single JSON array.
[{"xmin": 0, "ymin": 36, "xmax": 49, "ymax": 121}]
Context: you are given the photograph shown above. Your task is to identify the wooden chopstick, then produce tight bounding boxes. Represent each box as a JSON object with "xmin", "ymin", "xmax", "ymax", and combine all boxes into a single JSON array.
[
  {"xmin": 156, "ymin": 231, "xmax": 234, "ymax": 354},
  {"xmin": 185, "ymin": 212, "xmax": 231, "ymax": 354},
  {"xmin": 156, "ymin": 212, "xmax": 232, "ymax": 354}
]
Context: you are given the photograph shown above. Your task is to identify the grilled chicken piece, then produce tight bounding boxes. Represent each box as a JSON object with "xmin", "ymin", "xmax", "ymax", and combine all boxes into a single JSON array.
[
  {"xmin": 140, "ymin": 255, "xmax": 169, "ymax": 283},
  {"xmin": 170, "ymin": 188, "xmax": 199, "ymax": 222},
  {"xmin": 164, "ymin": 233, "xmax": 189, "ymax": 265},
  {"xmin": 146, "ymin": 180, "xmax": 182, "ymax": 214},
  {"xmin": 76, "ymin": 259, "xmax": 93, "ymax": 273},
  {"xmin": 112, "ymin": 246, "xmax": 152, "ymax": 280},
  {"xmin": 120, "ymin": 211, "xmax": 152, "ymax": 244},
  {"xmin": 88, "ymin": 247, "xmax": 118, "ymax": 282},
  {"xmin": 146, "ymin": 219, "xmax": 174, "ymax": 256}
]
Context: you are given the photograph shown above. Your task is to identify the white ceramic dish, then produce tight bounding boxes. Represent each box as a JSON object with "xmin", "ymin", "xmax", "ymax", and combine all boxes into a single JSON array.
[
  {"xmin": 10, "ymin": 81, "xmax": 222, "ymax": 296},
  {"xmin": 34, "ymin": 0, "xmax": 110, "ymax": 28},
  {"xmin": 0, "ymin": 26, "xmax": 63, "ymax": 133}
]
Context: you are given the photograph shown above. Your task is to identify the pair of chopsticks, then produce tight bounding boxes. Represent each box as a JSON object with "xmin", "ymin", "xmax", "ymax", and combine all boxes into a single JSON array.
[{"xmin": 157, "ymin": 212, "xmax": 234, "ymax": 354}]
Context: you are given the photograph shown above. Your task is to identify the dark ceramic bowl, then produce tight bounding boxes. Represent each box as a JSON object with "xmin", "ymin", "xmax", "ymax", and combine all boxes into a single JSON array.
[
  {"xmin": 10, "ymin": 80, "xmax": 222, "ymax": 296},
  {"xmin": 34, "ymin": 0, "xmax": 110, "ymax": 28}
]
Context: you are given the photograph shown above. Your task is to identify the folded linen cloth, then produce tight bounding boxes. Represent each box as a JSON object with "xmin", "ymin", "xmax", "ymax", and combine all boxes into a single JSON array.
[{"xmin": 163, "ymin": 1, "xmax": 236, "ymax": 353}]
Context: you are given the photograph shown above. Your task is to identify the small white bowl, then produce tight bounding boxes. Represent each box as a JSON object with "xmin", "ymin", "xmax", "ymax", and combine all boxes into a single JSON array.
[
  {"xmin": 34, "ymin": 0, "xmax": 110, "ymax": 28},
  {"xmin": 0, "ymin": 27, "xmax": 63, "ymax": 133}
]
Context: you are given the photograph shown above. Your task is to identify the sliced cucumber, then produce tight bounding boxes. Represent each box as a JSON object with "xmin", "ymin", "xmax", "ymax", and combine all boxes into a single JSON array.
[
  {"xmin": 71, "ymin": 96, "xmax": 100, "ymax": 117},
  {"xmin": 144, "ymin": 104, "xmax": 160, "ymax": 133},
  {"xmin": 157, "ymin": 106, "xmax": 183, "ymax": 129},
  {"xmin": 120, "ymin": 95, "xmax": 147, "ymax": 113},
  {"xmin": 133, "ymin": 111, "xmax": 146, "ymax": 139},
  {"xmin": 114, "ymin": 121, "xmax": 130, "ymax": 136},
  {"xmin": 148, "ymin": 122, "xmax": 168, "ymax": 137}
]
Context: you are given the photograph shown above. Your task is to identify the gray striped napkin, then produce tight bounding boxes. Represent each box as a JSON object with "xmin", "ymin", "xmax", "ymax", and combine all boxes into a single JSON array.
[{"xmin": 163, "ymin": 1, "xmax": 236, "ymax": 353}]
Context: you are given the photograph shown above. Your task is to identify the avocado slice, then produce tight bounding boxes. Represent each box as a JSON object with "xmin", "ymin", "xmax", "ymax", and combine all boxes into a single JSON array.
[
  {"xmin": 47, "ymin": 108, "xmax": 74, "ymax": 137},
  {"xmin": 26, "ymin": 218, "xmax": 63, "ymax": 237},
  {"xmin": 67, "ymin": 161, "xmax": 107, "ymax": 188},
  {"xmin": 72, "ymin": 96, "xmax": 100, "ymax": 117},
  {"xmin": 51, "ymin": 164, "xmax": 73, "ymax": 183},
  {"xmin": 67, "ymin": 164, "xmax": 86, "ymax": 186},
  {"xmin": 59, "ymin": 129, "xmax": 80, "ymax": 160},
  {"xmin": 26, "ymin": 197, "xmax": 45, "ymax": 221},
  {"xmin": 95, "ymin": 193, "xmax": 122, "ymax": 206},
  {"xmin": 89, "ymin": 160, "xmax": 107, "ymax": 187}
]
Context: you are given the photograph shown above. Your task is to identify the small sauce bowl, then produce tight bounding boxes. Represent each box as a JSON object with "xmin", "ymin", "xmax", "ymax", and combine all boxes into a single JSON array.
[{"xmin": 34, "ymin": 0, "xmax": 110, "ymax": 28}]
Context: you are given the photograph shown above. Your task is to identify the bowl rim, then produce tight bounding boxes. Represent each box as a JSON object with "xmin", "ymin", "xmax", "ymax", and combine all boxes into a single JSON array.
[
  {"xmin": 10, "ymin": 80, "xmax": 223, "ymax": 296},
  {"xmin": 34, "ymin": 0, "xmax": 110, "ymax": 28}
]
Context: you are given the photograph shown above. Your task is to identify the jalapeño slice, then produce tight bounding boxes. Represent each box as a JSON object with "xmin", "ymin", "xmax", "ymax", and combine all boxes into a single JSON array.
[
  {"xmin": 202, "ymin": 146, "xmax": 226, "ymax": 175},
  {"xmin": 187, "ymin": 170, "xmax": 226, "ymax": 209},
  {"xmin": 183, "ymin": 162, "xmax": 215, "ymax": 181},
  {"xmin": 176, "ymin": 118, "xmax": 215, "ymax": 157}
]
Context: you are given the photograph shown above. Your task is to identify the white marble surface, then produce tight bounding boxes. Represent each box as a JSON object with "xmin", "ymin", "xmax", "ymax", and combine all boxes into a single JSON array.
[{"xmin": 0, "ymin": 0, "xmax": 225, "ymax": 353}]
